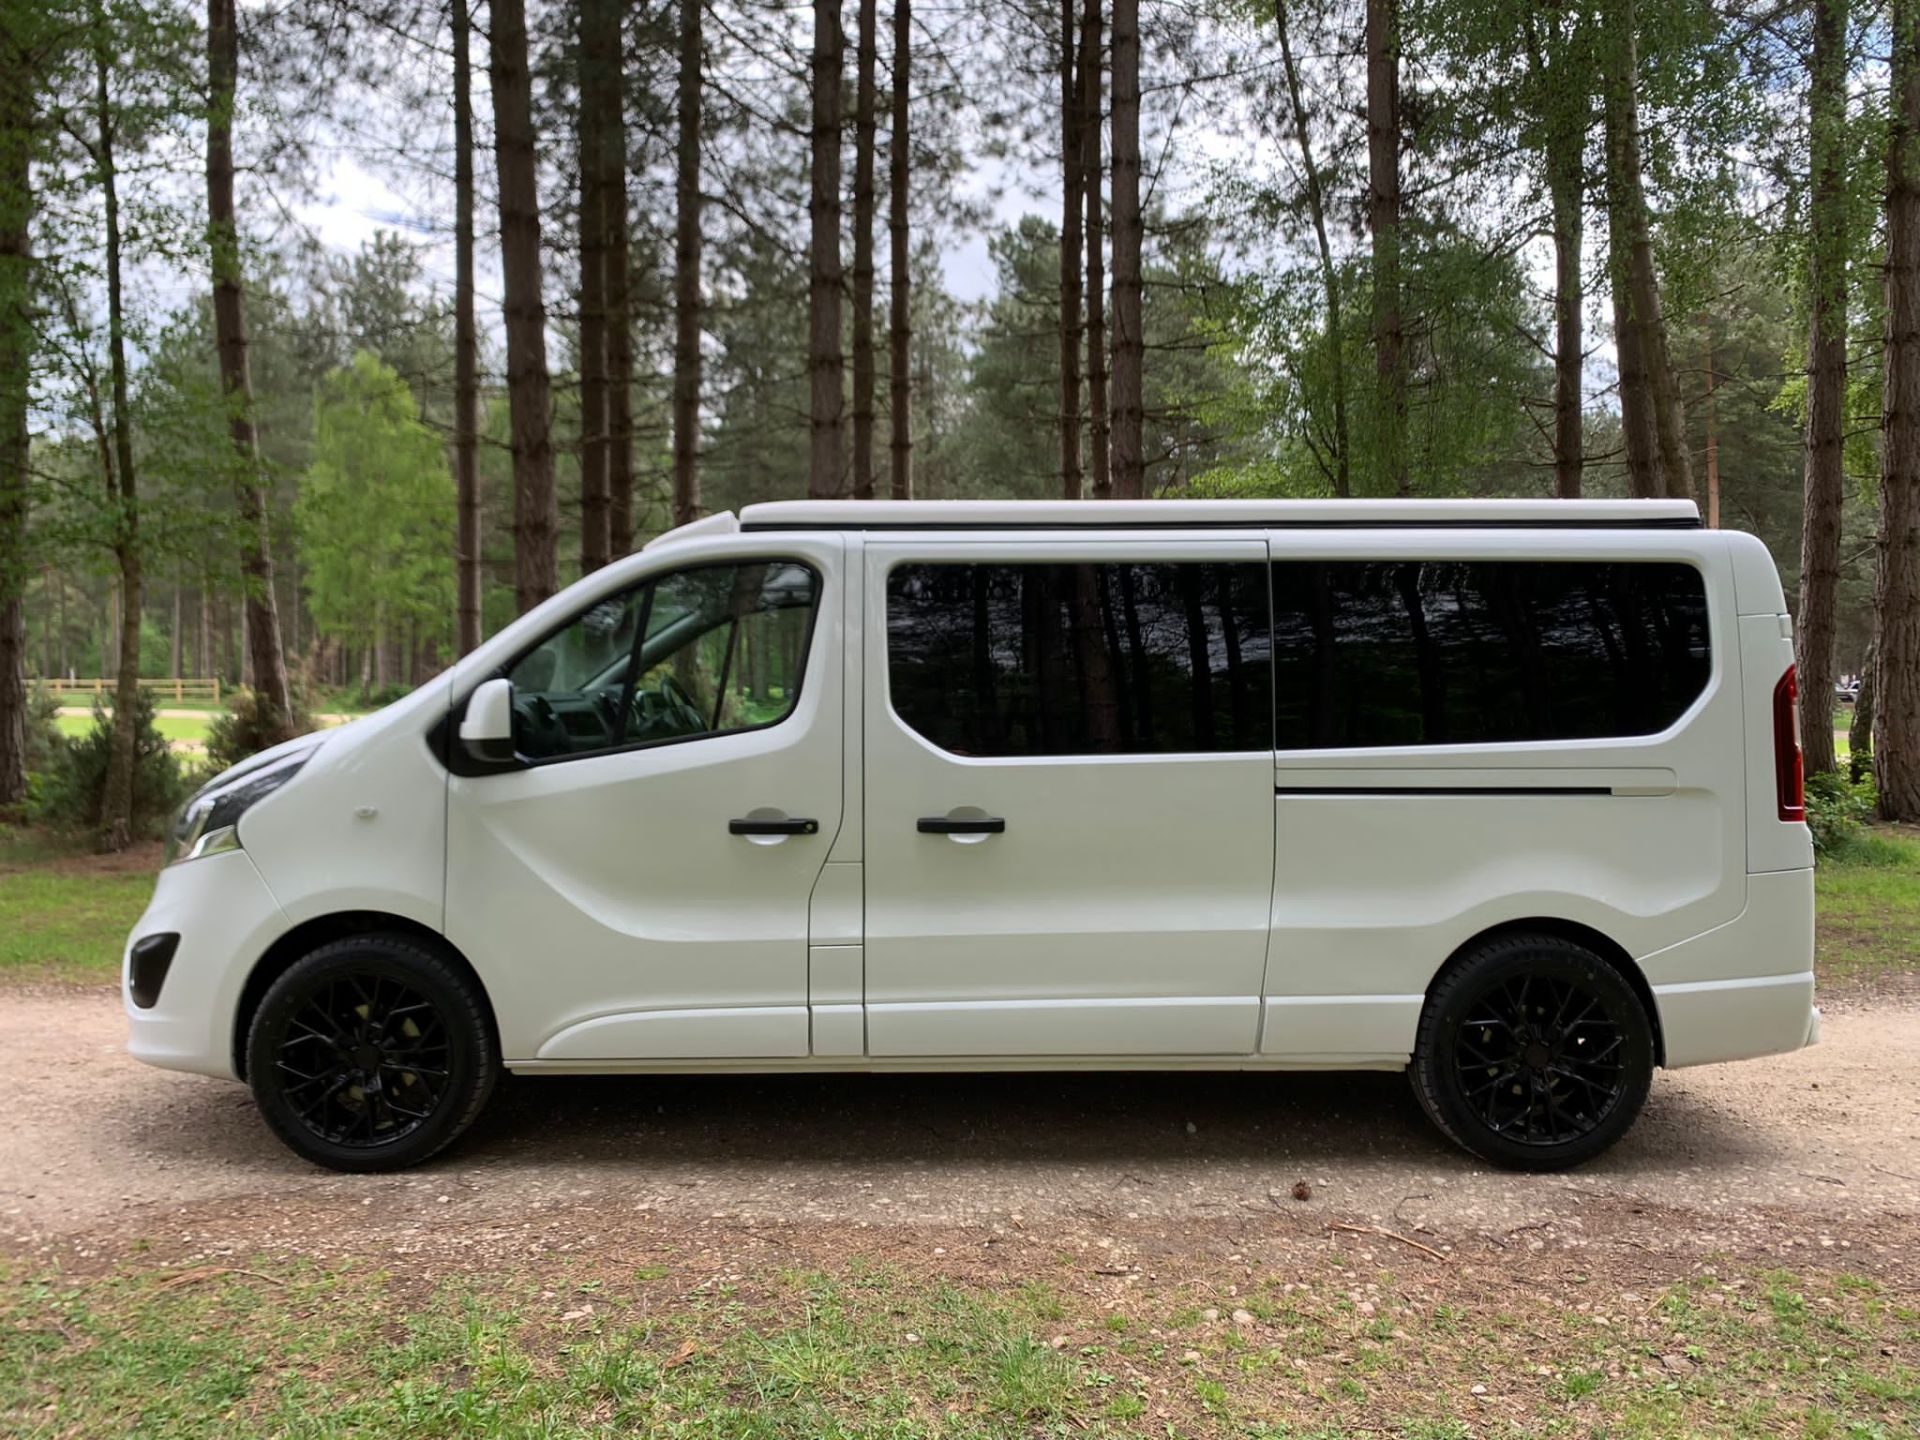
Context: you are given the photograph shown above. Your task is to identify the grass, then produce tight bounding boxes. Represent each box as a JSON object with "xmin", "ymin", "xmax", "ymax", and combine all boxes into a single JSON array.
[
  {"xmin": 0, "ymin": 823, "xmax": 1916, "ymax": 991},
  {"xmin": 0, "ymin": 1252, "xmax": 1914, "ymax": 1438},
  {"xmin": 53, "ymin": 712, "xmax": 211, "ymax": 745},
  {"xmin": 45, "ymin": 693, "xmax": 226, "ymax": 714},
  {"xmin": 1814, "ymin": 827, "xmax": 1920, "ymax": 987},
  {"xmin": 0, "ymin": 846, "xmax": 154, "ymax": 983}
]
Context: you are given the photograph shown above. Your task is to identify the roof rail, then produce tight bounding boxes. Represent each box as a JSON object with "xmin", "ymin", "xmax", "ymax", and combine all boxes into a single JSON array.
[{"xmin": 735, "ymin": 498, "xmax": 1702, "ymax": 532}]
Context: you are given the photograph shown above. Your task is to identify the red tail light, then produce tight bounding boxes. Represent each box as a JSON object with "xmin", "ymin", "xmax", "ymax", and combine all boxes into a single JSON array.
[{"xmin": 1773, "ymin": 664, "xmax": 1805, "ymax": 823}]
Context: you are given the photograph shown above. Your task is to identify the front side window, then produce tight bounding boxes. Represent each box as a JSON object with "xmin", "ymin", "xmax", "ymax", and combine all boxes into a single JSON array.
[
  {"xmin": 508, "ymin": 560, "xmax": 819, "ymax": 761},
  {"xmin": 887, "ymin": 561, "xmax": 1272, "ymax": 757},
  {"xmin": 1270, "ymin": 559, "xmax": 1711, "ymax": 749}
]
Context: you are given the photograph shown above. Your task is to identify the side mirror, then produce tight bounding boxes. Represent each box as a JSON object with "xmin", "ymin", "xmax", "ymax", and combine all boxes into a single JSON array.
[{"xmin": 459, "ymin": 677, "xmax": 516, "ymax": 764}]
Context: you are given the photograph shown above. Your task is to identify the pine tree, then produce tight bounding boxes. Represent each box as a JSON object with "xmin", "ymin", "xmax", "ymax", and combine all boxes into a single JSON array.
[
  {"xmin": 489, "ymin": 0, "xmax": 558, "ymax": 612},
  {"xmin": 1108, "ymin": 0, "xmax": 1142, "ymax": 498},
  {"xmin": 1798, "ymin": 0, "xmax": 1849, "ymax": 774},
  {"xmin": 808, "ymin": 0, "xmax": 845, "ymax": 499},
  {"xmin": 207, "ymin": 0, "xmax": 293, "ymax": 735}
]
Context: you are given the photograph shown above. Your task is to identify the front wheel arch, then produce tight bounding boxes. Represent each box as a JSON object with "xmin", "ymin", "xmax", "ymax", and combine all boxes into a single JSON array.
[{"xmin": 233, "ymin": 912, "xmax": 499, "ymax": 1081}]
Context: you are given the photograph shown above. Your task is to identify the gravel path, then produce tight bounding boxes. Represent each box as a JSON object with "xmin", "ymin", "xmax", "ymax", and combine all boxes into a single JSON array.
[{"xmin": 2, "ymin": 989, "xmax": 1915, "ymax": 1260}]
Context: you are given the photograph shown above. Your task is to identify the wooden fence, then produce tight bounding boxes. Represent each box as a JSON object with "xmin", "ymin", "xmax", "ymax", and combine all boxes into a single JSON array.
[{"xmin": 48, "ymin": 677, "xmax": 222, "ymax": 706}]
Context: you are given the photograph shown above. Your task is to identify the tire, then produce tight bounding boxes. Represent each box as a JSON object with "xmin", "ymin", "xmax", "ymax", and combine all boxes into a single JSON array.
[
  {"xmin": 1410, "ymin": 932, "xmax": 1655, "ymax": 1171},
  {"xmin": 246, "ymin": 934, "xmax": 498, "ymax": 1173}
]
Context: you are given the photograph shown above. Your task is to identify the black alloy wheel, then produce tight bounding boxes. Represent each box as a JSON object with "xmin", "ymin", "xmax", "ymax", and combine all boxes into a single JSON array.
[
  {"xmin": 1411, "ymin": 933, "xmax": 1655, "ymax": 1171},
  {"xmin": 247, "ymin": 935, "xmax": 497, "ymax": 1172}
]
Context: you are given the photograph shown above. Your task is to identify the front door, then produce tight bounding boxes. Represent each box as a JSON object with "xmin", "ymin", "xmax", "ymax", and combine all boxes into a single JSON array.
[
  {"xmin": 446, "ymin": 538, "xmax": 843, "ymax": 1063},
  {"xmin": 861, "ymin": 538, "xmax": 1276, "ymax": 1057}
]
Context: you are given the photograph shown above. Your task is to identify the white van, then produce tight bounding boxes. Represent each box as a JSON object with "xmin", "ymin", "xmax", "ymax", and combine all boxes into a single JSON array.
[{"xmin": 125, "ymin": 499, "xmax": 1818, "ymax": 1173}]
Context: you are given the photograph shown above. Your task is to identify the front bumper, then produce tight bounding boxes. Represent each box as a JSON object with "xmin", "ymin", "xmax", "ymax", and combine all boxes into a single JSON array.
[{"xmin": 124, "ymin": 848, "xmax": 290, "ymax": 1079}]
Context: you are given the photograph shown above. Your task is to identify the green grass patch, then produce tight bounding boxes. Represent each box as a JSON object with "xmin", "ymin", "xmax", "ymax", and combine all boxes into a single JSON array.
[
  {"xmin": 47, "ymin": 693, "xmax": 225, "ymax": 714},
  {"xmin": 53, "ymin": 712, "xmax": 210, "ymax": 745},
  {"xmin": 1, "ymin": 1255, "xmax": 1915, "ymax": 1438},
  {"xmin": 0, "ymin": 858, "xmax": 152, "ymax": 984},
  {"xmin": 1816, "ymin": 827, "xmax": 1920, "ymax": 986}
]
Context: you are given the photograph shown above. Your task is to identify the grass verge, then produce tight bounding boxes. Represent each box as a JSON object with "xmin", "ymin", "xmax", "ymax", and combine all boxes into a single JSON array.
[
  {"xmin": 0, "ymin": 1249, "xmax": 1914, "ymax": 1439},
  {"xmin": 1815, "ymin": 827, "xmax": 1920, "ymax": 988},
  {"xmin": 53, "ymin": 712, "xmax": 211, "ymax": 745},
  {"xmin": 0, "ymin": 831, "xmax": 162, "ymax": 983}
]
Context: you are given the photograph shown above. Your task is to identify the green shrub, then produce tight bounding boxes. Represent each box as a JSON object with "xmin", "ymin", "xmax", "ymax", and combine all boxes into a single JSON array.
[
  {"xmin": 1806, "ymin": 769, "xmax": 1877, "ymax": 858},
  {"xmin": 355, "ymin": 680, "xmax": 412, "ymax": 710},
  {"xmin": 29, "ymin": 690, "xmax": 186, "ymax": 840},
  {"xmin": 206, "ymin": 685, "xmax": 311, "ymax": 771},
  {"xmin": 21, "ymin": 682, "xmax": 63, "ymax": 776}
]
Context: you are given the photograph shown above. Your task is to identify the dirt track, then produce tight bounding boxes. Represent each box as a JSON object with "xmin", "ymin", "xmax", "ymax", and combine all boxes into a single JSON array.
[{"xmin": 2, "ymin": 988, "xmax": 1916, "ymax": 1269}]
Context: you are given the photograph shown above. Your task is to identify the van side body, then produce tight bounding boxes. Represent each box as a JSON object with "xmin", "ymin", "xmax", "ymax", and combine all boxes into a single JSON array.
[{"xmin": 124, "ymin": 500, "xmax": 1817, "ymax": 1170}]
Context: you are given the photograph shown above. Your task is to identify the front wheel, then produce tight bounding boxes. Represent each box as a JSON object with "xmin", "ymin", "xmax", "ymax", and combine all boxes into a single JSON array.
[
  {"xmin": 1411, "ymin": 933, "xmax": 1654, "ymax": 1171},
  {"xmin": 246, "ymin": 935, "xmax": 498, "ymax": 1172}
]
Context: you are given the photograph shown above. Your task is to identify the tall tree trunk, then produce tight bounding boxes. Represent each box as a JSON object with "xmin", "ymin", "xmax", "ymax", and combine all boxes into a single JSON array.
[
  {"xmin": 1275, "ymin": 0, "xmax": 1348, "ymax": 497},
  {"xmin": 0, "ymin": 16, "xmax": 30, "ymax": 807},
  {"xmin": 671, "ymin": 0, "xmax": 703, "ymax": 527},
  {"xmin": 808, "ymin": 0, "xmax": 845, "ymax": 499},
  {"xmin": 1703, "ymin": 336, "xmax": 1720, "ymax": 526},
  {"xmin": 1878, "ymin": 0, "xmax": 1920, "ymax": 821},
  {"xmin": 93, "ymin": 19, "xmax": 141, "ymax": 848},
  {"xmin": 197, "ymin": 574, "xmax": 210, "ymax": 685},
  {"xmin": 1059, "ymin": 0, "xmax": 1084, "ymax": 500},
  {"xmin": 489, "ymin": 0, "xmax": 558, "ymax": 612},
  {"xmin": 208, "ymin": 0, "xmax": 292, "ymax": 728},
  {"xmin": 1851, "ymin": 633, "xmax": 1876, "ymax": 781},
  {"xmin": 1365, "ymin": 0, "xmax": 1407, "ymax": 495},
  {"xmin": 1082, "ymin": 0, "xmax": 1110, "ymax": 500},
  {"xmin": 1108, "ymin": 0, "xmax": 1143, "ymax": 498},
  {"xmin": 1549, "ymin": 167, "xmax": 1583, "ymax": 498},
  {"xmin": 575, "ymin": 0, "xmax": 621, "ymax": 572},
  {"xmin": 604, "ymin": 160, "xmax": 635, "ymax": 557},
  {"xmin": 452, "ymin": 0, "xmax": 482, "ymax": 654},
  {"xmin": 1605, "ymin": 5, "xmax": 1693, "ymax": 501},
  {"xmin": 887, "ymin": 0, "xmax": 911, "ymax": 499},
  {"xmin": 1603, "ymin": 83, "xmax": 1659, "ymax": 498},
  {"xmin": 1799, "ymin": 0, "xmax": 1850, "ymax": 777},
  {"xmin": 851, "ymin": 0, "xmax": 878, "ymax": 499},
  {"xmin": 1522, "ymin": 8, "xmax": 1585, "ymax": 498}
]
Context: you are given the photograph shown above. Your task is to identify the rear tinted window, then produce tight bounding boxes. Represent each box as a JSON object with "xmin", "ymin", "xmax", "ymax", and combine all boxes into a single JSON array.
[
  {"xmin": 1270, "ymin": 560, "xmax": 1710, "ymax": 749},
  {"xmin": 887, "ymin": 561, "xmax": 1272, "ymax": 756}
]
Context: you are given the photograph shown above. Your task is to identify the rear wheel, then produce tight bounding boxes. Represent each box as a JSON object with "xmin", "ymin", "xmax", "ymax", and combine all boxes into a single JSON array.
[
  {"xmin": 1411, "ymin": 933, "xmax": 1654, "ymax": 1171},
  {"xmin": 246, "ymin": 935, "xmax": 497, "ymax": 1172}
]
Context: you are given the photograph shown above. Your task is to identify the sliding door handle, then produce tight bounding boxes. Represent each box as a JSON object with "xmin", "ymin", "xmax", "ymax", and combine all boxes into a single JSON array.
[
  {"xmin": 917, "ymin": 816, "xmax": 1006, "ymax": 835},
  {"xmin": 729, "ymin": 817, "xmax": 819, "ymax": 836}
]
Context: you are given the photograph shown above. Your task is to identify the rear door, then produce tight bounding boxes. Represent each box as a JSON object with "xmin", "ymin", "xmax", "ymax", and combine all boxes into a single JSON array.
[{"xmin": 861, "ymin": 538, "xmax": 1276, "ymax": 1057}]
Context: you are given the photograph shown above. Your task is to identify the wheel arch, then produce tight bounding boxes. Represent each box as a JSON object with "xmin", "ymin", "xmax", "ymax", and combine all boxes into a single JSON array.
[
  {"xmin": 1428, "ymin": 917, "xmax": 1666, "ymax": 1068},
  {"xmin": 233, "ymin": 912, "xmax": 501, "ymax": 1080}
]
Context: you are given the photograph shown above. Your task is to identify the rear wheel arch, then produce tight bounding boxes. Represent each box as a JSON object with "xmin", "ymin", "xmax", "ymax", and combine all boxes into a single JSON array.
[
  {"xmin": 1428, "ymin": 917, "xmax": 1664, "ymax": 1068},
  {"xmin": 233, "ymin": 913, "xmax": 499, "ymax": 1080}
]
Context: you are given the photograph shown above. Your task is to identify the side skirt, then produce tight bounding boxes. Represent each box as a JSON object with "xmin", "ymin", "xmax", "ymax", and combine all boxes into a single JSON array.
[{"xmin": 505, "ymin": 1054, "xmax": 1410, "ymax": 1076}]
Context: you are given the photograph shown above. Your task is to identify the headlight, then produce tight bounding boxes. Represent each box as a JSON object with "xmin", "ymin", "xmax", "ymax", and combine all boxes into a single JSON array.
[{"xmin": 167, "ymin": 750, "xmax": 313, "ymax": 864}]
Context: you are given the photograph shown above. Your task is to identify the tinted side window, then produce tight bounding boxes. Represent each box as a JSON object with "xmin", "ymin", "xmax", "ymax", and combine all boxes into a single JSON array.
[
  {"xmin": 1271, "ymin": 560, "xmax": 1710, "ymax": 749},
  {"xmin": 887, "ymin": 562, "xmax": 1272, "ymax": 756}
]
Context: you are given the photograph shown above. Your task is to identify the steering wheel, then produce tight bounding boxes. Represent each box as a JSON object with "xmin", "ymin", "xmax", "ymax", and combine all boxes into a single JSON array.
[
  {"xmin": 656, "ymin": 673, "xmax": 708, "ymax": 734},
  {"xmin": 513, "ymin": 692, "xmax": 565, "ymax": 757}
]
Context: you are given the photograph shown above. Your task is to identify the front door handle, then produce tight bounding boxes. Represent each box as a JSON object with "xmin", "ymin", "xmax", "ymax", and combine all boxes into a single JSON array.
[
  {"xmin": 729, "ymin": 817, "xmax": 819, "ymax": 836},
  {"xmin": 917, "ymin": 816, "xmax": 1006, "ymax": 835}
]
